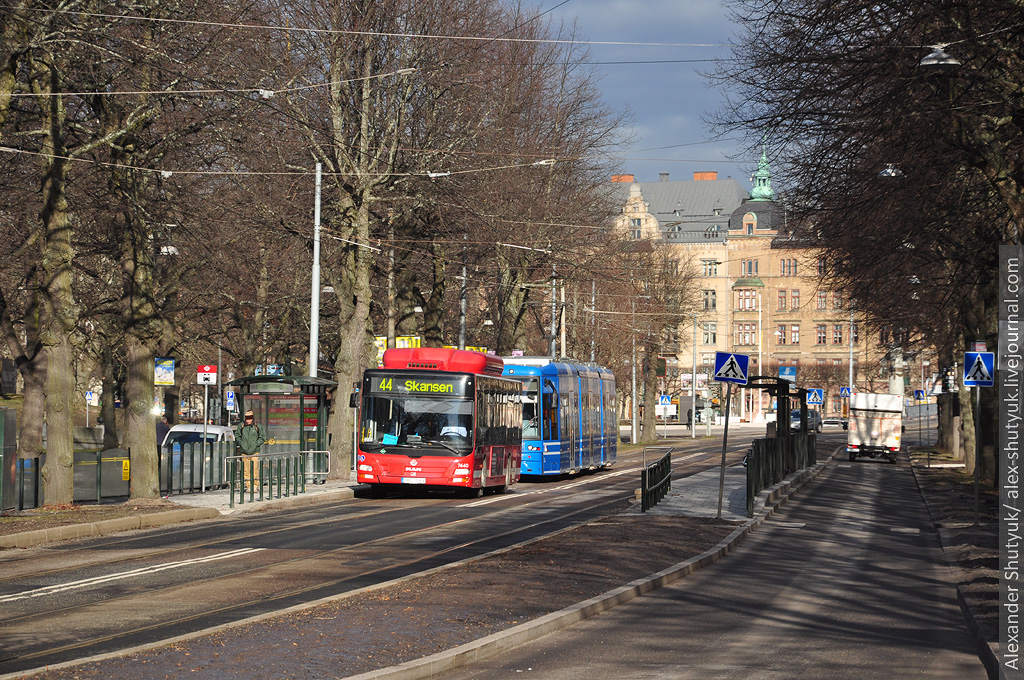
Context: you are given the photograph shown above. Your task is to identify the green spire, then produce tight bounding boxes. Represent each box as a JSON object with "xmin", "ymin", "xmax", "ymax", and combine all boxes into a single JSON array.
[{"xmin": 750, "ymin": 141, "xmax": 775, "ymax": 201}]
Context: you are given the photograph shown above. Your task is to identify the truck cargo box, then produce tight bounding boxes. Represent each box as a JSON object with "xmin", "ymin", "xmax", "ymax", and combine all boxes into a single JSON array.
[{"xmin": 847, "ymin": 393, "xmax": 903, "ymax": 463}]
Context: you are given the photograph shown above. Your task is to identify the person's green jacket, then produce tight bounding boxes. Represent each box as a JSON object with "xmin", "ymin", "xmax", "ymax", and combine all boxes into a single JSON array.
[{"xmin": 236, "ymin": 422, "xmax": 267, "ymax": 454}]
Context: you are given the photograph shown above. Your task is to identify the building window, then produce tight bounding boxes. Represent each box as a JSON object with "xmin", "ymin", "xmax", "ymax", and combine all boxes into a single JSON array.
[
  {"xmin": 735, "ymin": 323, "xmax": 757, "ymax": 346},
  {"xmin": 779, "ymin": 258, "xmax": 797, "ymax": 276},
  {"xmin": 737, "ymin": 290, "xmax": 758, "ymax": 310},
  {"xmin": 629, "ymin": 218, "xmax": 642, "ymax": 240},
  {"xmin": 777, "ymin": 289, "xmax": 787, "ymax": 310},
  {"xmin": 776, "ymin": 324, "xmax": 787, "ymax": 345},
  {"xmin": 702, "ymin": 290, "xmax": 716, "ymax": 311},
  {"xmin": 816, "ymin": 358, "xmax": 827, "ymax": 367},
  {"xmin": 703, "ymin": 323, "xmax": 717, "ymax": 344},
  {"xmin": 790, "ymin": 325, "xmax": 800, "ymax": 344},
  {"xmin": 816, "ymin": 291, "xmax": 827, "ymax": 310},
  {"xmin": 832, "ymin": 325, "xmax": 843, "ymax": 344},
  {"xmin": 816, "ymin": 324, "xmax": 827, "ymax": 344},
  {"xmin": 701, "ymin": 259, "xmax": 718, "ymax": 277},
  {"xmin": 851, "ymin": 324, "xmax": 859, "ymax": 344},
  {"xmin": 831, "ymin": 395, "xmax": 842, "ymax": 414},
  {"xmin": 833, "ymin": 290, "xmax": 843, "ymax": 310},
  {"xmin": 817, "ymin": 257, "xmax": 828, "ymax": 276},
  {"xmin": 791, "ymin": 290, "xmax": 800, "ymax": 309}
]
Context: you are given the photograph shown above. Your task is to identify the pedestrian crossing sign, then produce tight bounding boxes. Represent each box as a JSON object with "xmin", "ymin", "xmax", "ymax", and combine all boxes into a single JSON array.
[
  {"xmin": 963, "ymin": 351, "xmax": 995, "ymax": 387},
  {"xmin": 659, "ymin": 394, "xmax": 671, "ymax": 405},
  {"xmin": 807, "ymin": 388, "xmax": 824, "ymax": 405},
  {"xmin": 713, "ymin": 352, "xmax": 749, "ymax": 385},
  {"xmin": 840, "ymin": 386, "xmax": 852, "ymax": 398}
]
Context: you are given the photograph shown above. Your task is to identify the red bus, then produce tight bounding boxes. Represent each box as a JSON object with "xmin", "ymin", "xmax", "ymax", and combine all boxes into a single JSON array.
[{"xmin": 356, "ymin": 348, "xmax": 522, "ymax": 497}]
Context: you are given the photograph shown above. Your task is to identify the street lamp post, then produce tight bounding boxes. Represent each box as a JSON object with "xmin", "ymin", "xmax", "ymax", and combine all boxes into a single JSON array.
[{"xmin": 692, "ymin": 313, "xmax": 697, "ymax": 439}]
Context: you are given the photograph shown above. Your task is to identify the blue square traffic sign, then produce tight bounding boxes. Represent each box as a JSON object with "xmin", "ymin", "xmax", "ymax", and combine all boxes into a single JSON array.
[
  {"xmin": 713, "ymin": 352, "xmax": 750, "ymax": 385},
  {"xmin": 806, "ymin": 388, "xmax": 824, "ymax": 405},
  {"xmin": 963, "ymin": 352, "xmax": 995, "ymax": 387}
]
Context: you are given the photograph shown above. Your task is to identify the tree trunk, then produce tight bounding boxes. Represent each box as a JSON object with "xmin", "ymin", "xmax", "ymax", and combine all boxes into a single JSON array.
[
  {"xmin": 126, "ymin": 337, "xmax": 159, "ymax": 498},
  {"xmin": 423, "ymin": 242, "xmax": 445, "ymax": 347},
  {"xmin": 100, "ymin": 345, "xmax": 119, "ymax": 449},
  {"xmin": 639, "ymin": 340, "xmax": 659, "ymax": 443},
  {"xmin": 38, "ymin": 60, "xmax": 76, "ymax": 505},
  {"xmin": 325, "ymin": 199, "xmax": 374, "ymax": 480}
]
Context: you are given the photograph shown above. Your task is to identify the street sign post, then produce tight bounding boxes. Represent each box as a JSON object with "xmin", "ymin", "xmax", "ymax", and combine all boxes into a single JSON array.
[
  {"xmin": 779, "ymin": 366, "xmax": 797, "ymax": 384},
  {"xmin": 964, "ymin": 350, "xmax": 995, "ymax": 525},
  {"xmin": 839, "ymin": 386, "xmax": 852, "ymax": 398},
  {"xmin": 196, "ymin": 365, "xmax": 217, "ymax": 491},
  {"xmin": 806, "ymin": 388, "xmax": 824, "ymax": 406},
  {"xmin": 712, "ymin": 352, "xmax": 749, "ymax": 519},
  {"xmin": 85, "ymin": 391, "xmax": 93, "ymax": 427}
]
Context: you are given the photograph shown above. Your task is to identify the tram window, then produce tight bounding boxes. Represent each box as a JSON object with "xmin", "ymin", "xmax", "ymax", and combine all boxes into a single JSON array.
[{"xmin": 542, "ymin": 379, "xmax": 558, "ymax": 440}]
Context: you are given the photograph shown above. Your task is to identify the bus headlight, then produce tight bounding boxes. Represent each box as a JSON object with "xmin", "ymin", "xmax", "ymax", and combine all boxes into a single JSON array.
[{"xmin": 358, "ymin": 464, "xmax": 373, "ymax": 472}]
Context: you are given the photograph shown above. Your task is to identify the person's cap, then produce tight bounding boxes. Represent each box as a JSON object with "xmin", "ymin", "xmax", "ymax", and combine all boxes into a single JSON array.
[{"xmin": 244, "ymin": 410, "xmax": 254, "ymax": 417}]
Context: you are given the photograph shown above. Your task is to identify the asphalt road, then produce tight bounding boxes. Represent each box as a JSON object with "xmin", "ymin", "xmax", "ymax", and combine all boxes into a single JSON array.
[
  {"xmin": 426, "ymin": 454, "xmax": 986, "ymax": 679},
  {"xmin": 0, "ymin": 433, "xmax": 756, "ymax": 676}
]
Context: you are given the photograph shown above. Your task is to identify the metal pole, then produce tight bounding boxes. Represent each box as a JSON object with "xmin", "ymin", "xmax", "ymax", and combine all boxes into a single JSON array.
[
  {"xmin": 631, "ymin": 300, "xmax": 638, "ymax": 445},
  {"xmin": 459, "ymin": 235, "xmax": 467, "ymax": 350},
  {"xmin": 309, "ymin": 163, "xmax": 322, "ymax": 378},
  {"xmin": 590, "ymin": 280, "xmax": 596, "ymax": 363},
  {"xmin": 387, "ymin": 212, "xmax": 395, "ymax": 349},
  {"xmin": 202, "ymin": 383, "xmax": 209, "ymax": 493},
  {"xmin": 757, "ymin": 292, "xmax": 762, "ymax": 421},
  {"xmin": 692, "ymin": 314, "xmax": 696, "ymax": 439},
  {"xmin": 560, "ymin": 284, "xmax": 566, "ymax": 358},
  {"xmin": 550, "ymin": 262, "xmax": 557, "ymax": 360},
  {"xmin": 717, "ymin": 382, "xmax": 733, "ymax": 519},
  {"xmin": 974, "ymin": 385, "xmax": 981, "ymax": 526}
]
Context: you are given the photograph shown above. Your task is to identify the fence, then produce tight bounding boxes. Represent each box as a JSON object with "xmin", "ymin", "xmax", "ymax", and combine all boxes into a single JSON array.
[
  {"xmin": 640, "ymin": 446, "xmax": 674, "ymax": 512},
  {"xmin": 227, "ymin": 450, "xmax": 329, "ymax": 508},
  {"xmin": 745, "ymin": 433, "xmax": 817, "ymax": 517}
]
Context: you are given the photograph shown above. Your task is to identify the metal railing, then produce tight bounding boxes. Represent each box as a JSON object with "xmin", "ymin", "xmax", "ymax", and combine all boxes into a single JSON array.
[
  {"xmin": 159, "ymin": 441, "xmax": 235, "ymax": 496},
  {"xmin": 640, "ymin": 446, "xmax": 674, "ymax": 512},
  {"xmin": 227, "ymin": 450, "xmax": 330, "ymax": 508},
  {"xmin": 746, "ymin": 433, "xmax": 817, "ymax": 517}
]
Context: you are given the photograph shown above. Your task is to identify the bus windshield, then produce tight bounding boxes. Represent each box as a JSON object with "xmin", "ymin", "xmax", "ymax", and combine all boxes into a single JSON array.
[{"xmin": 361, "ymin": 395, "xmax": 473, "ymax": 455}]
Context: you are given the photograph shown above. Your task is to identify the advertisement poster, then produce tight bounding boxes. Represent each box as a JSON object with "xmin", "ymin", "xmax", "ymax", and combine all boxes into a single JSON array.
[{"xmin": 155, "ymin": 358, "xmax": 175, "ymax": 386}]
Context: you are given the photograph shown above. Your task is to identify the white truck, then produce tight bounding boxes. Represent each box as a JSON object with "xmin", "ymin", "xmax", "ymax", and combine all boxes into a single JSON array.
[{"xmin": 847, "ymin": 393, "xmax": 903, "ymax": 463}]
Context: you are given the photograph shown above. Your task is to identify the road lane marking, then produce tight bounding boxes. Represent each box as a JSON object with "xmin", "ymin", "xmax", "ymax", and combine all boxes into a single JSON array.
[
  {"xmin": 461, "ymin": 451, "xmax": 713, "ymax": 507},
  {"xmin": 0, "ymin": 548, "xmax": 265, "ymax": 603}
]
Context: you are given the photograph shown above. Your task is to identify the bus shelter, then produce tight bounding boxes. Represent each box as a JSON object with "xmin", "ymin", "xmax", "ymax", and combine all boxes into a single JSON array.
[{"xmin": 227, "ymin": 375, "xmax": 336, "ymax": 451}]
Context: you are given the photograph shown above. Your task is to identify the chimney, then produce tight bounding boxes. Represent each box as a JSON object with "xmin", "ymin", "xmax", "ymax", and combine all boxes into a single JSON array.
[
  {"xmin": 659, "ymin": 172, "xmax": 670, "ymax": 182},
  {"xmin": 693, "ymin": 171, "xmax": 718, "ymax": 181},
  {"xmin": 611, "ymin": 174, "xmax": 635, "ymax": 183}
]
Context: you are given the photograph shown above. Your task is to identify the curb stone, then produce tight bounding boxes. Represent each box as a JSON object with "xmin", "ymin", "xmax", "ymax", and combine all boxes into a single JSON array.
[{"xmin": 0, "ymin": 508, "xmax": 221, "ymax": 550}]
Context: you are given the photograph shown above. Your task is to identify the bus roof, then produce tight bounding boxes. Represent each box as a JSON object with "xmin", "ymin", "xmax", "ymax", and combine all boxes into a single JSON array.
[{"xmin": 382, "ymin": 347, "xmax": 504, "ymax": 376}]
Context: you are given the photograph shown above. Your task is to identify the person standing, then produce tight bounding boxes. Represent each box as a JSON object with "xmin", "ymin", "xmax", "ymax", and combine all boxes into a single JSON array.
[
  {"xmin": 235, "ymin": 410, "xmax": 266, "ymax": 492},
  {"xmin": 156, "ymin": 415, "xmax": 170, "ymax": 450}
]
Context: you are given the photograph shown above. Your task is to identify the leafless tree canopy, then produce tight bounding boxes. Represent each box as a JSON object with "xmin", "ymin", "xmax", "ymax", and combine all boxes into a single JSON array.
[{"xmin": 1, "ymin": 0, "xmax": 685, "ymax": 491}]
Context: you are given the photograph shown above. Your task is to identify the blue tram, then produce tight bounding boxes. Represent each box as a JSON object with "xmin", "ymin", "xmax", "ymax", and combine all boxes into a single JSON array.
[{"xmin": 501, "ymin": 358, "xmax": 617, "ymax": 476}]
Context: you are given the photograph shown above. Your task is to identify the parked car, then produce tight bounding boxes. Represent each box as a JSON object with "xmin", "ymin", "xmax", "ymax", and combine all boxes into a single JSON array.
[
  {"xmin": 790, "ymin": 409, "xmax": 823, "ymax": 433},
  {"xmin": 161, "ymin": 424, "xmax": 235, "ymax": 452},
  {"xmin": 822, "ymin": 416, "xmax": 849, "ymax": 429}
]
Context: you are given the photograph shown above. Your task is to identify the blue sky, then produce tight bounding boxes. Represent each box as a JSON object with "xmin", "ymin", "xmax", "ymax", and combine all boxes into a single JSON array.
[{"xmin": 547, "ymin": 0, "xmax": 754, "ymax": 188}]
